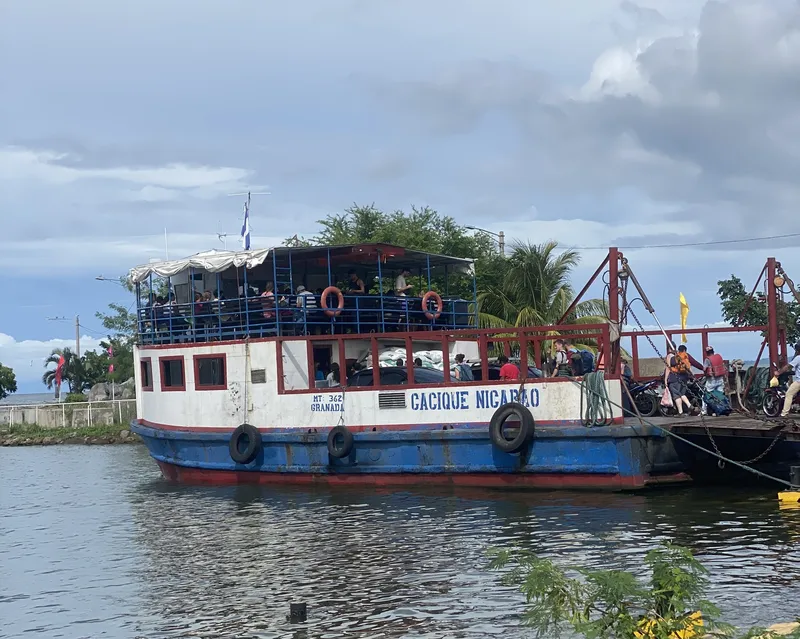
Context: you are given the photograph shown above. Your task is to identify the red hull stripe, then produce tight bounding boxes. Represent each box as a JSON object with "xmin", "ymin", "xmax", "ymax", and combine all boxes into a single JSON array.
[{"xmin": 157, "ymin": 460, "xmax": 690, "ymax": 490}]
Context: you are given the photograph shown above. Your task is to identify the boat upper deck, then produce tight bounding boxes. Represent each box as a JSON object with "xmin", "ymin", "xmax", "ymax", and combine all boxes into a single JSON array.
[{"xmin": 129, "ymin": 244, "xmax": 476, "ymax": 345}]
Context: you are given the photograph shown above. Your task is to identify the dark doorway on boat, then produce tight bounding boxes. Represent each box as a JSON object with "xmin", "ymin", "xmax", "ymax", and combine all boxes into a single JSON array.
[{"xmin": 313, "ymin": 346, "xmax": 333, "ymax": 387}]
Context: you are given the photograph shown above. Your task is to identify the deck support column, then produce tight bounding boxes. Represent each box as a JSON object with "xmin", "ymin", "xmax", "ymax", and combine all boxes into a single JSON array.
[
  {"xmin": 608, "ymin": 247, "xmax": 621, "ymax": 376},
  {"xmin": 767, "ymin": 257, "xmax": 780, "ymax": 375}
]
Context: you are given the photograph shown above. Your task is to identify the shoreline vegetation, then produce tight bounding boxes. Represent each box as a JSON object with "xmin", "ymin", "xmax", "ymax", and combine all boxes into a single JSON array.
[{"xmin": 0, "ymin": 424, "xmax": 141, "ymax": 446}]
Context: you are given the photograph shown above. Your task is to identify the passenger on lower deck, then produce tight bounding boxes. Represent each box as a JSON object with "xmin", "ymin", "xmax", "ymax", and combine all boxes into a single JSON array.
[
  {"xmin": 498, "ymin": 355, "xmax": 520, "ymax": 381},
  {"xmin": 454, "ymin": 353, "xmax": 473, "ymax": 381},
  {"xmin": 553, "ymin": 340, "xmax": 571, "ymax": 377},
  {"xmin": 327, "ymin": 362, "xmax": 341, "ymax": 387}
]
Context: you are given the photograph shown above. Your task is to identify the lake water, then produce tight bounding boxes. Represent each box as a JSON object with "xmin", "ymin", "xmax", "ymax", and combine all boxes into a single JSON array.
[{"xmin": 1, "ymin": 445, "xmax": 799, "ymax": 638}]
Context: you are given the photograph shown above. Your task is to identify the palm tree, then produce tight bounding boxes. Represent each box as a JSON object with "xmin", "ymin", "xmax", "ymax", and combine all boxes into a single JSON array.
[
  {"xmin": 477, "ymin": 241, "xmax": 608, "ymax": 362},
  {"xmin": 42, "ymin": 347, "xmax": 89, "ymax": 394}
]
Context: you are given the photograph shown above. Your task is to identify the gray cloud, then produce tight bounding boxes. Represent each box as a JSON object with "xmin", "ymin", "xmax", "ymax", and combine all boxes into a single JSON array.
[
  {"xmin": 376, "ymin": 0, "xmax": 800, "ymax": 238},
  {"xmin": 2, "ymin": 0, "xmax": 798, "ymax": 286}
]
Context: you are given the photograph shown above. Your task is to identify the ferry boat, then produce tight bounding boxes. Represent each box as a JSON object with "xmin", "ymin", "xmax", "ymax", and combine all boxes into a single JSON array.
[{"xmin": 129, "ymin": 243, "xmax": 686, "ymax": 490}]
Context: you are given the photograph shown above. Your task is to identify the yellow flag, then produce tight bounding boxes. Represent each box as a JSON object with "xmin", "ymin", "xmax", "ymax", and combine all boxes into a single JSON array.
[{"xmin": 679, "ymin": 293, "xmax": 689, "ymax": 344}]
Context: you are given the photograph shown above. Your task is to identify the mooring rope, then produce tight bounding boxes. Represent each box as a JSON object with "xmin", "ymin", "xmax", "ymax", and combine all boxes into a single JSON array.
[{"xmin": 579, "ymin": 371, "xmax": 614, "ymax": 427}]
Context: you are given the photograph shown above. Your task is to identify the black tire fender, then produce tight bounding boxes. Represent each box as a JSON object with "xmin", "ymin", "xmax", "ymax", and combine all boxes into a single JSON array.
[
  {"xmin": 229, "ymin": 423, "xmax": 262, "ymax": 464},
  {"xmin": 489, "ymin": 402, "xmax": 534, "ymax": 454},
  {"xmin": 327, "ymin": 425, "xmax": 354, "ymax": 458}
]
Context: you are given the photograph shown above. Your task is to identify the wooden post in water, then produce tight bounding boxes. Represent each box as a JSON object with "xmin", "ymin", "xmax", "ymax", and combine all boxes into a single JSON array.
[{"xmin": 289, "ymin": 602, "xmax": 307, "ymax": 622}]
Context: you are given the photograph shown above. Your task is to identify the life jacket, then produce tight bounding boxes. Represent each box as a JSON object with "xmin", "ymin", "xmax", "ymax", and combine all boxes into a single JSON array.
[
  {"xmin": 705, "ymin": 353, "xmax": 726, "ymax": 378},
  {"xmin": 670, "ymin": 351, "xmax": 691, "ymax": 375}
]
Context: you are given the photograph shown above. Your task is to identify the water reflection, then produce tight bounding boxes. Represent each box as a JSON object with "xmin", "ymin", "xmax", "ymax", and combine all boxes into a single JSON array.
[
  {"xmin": 129, "ymin": 482, "xmax": 800, "ymax": 637},
  {"xmin": 1, "ymin": 446, "xmax": 799, "ymax": 639}
]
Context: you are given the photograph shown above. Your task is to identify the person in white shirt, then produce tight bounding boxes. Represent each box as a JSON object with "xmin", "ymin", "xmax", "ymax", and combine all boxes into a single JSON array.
[
  {"xmin": 295, "ymin": 285, "xmax": 317, "ymax": 310},
  {"xmin": 777, "ymin": 342, "xmax": 800, "ymax": 417},
  {"xmin": 395, "ymin": 269, "xmax": 413, "ymax": 296}
]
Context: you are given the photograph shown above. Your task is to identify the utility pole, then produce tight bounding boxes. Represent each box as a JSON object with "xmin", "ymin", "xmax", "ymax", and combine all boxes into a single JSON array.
[
  {"xmin": 465, "ymin": 226, "xmax": 506, "ymax": 256},
  {"xmin": 47, "ymin": 315, "xmax": 80, "ymax": 355}
]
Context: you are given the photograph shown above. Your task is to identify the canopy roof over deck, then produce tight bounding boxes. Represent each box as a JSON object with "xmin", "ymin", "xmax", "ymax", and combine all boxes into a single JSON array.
[{"xmin": 128, "ymin": 244, "xmax": 475, "ymax": 284}]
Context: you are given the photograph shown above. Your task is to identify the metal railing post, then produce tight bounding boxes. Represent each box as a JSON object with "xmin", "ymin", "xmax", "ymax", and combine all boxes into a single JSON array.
[
  {"xmin": 243, "ymin": 266, "xmax": 250, "ymax": 336},
  {"xmin": 377, "ymin": 252, "xmax": 385, "ymax": 333},
  {"xmin": 149, "ymin": 273, "xmax": 155, "ymax": 345},
  {"xmin": 189, "ymin": 267, "xmax": 196, "ymax": 342}
]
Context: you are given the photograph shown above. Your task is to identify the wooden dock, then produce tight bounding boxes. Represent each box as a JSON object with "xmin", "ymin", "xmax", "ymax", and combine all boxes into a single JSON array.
[
  {"xmin": 623, "ymin": 414, "xmax": 800, "ymax": 485},
  {"xmin": 626, "ymin": 414, "xmax": 800, "ymax": 441},
  {"xmin": 625, "ymin": 414, "xmax": 800, "ymax": 442}
]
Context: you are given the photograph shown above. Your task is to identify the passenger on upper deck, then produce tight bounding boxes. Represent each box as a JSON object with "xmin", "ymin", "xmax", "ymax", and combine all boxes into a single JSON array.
[
  {"xmin": 395, "ymin": 268, "xmax": 413, "ymax": 296},
  {"xmin": 347, "ymin": 270, "xmax": 365, "ymax": 295},
  {"xmin": 295, "ymin": 285, "xmax": 317, "ymax": 310},
  {"xmin": 261, "ymin": 282, "xmax": 275, "ymax": 319}
]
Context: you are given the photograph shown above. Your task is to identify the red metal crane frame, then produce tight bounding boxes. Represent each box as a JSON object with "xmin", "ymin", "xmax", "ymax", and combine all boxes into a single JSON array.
[{"xmin": 558, "ymin": 248, "xmax": 789, "ymax": 379}]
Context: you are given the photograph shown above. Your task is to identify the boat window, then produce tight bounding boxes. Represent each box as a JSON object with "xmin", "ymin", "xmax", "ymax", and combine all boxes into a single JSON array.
[
  {"xmin": 380, "ymin": 371, "xmax": 406, "ymax": 386},
  {"xmin": 412, "ymin": 368, "xmax": 446, "ymax": 383},
  {"xmin": 160, "ymin": 357, "xmax": 185, "ymax": 391},
  {"xmin": 347, "ymin": 370, "xmax": 373, "ymax": 387},
  {"xmin": 140, "ymin": 358, "xmax": 153, "ymax": 391},
  {"xmin": 194, "ymin": 355, "xmax": 227, "ymax": 390}
]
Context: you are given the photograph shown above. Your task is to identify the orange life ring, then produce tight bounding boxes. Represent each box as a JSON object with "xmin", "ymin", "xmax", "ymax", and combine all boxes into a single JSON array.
[
  {"xmin": 321, "ymin": 286, "xmax": 344, "ymax": 317},
  {"xmin": 422, "ymin": 291, "xmax": 443, "ymax": 320}
]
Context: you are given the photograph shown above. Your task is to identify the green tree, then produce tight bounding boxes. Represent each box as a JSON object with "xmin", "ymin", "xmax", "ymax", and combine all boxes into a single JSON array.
[
  {"xmin": 478, "ymin": 241, "xmax": 606, "ymax": 334},
  {"xmin": 81, "ymin": 338, "xmax": 134, "ymax": 385},
  {"xmin": 95, "ymin": 276, "xmax": 166, "ymax": 380},
  {"xmin": 95, "ymin": 275, "xmax": 169, "ymax": 340},
  {"xmin": 489, "ymin": 542, "xmax": 798, "ymax": 639},
  {"xmin": 0, "ymin": 363, "xmax": 17, "ymax": 401},
  {"xmin": 42, "ymin": 347, "xmax": 91, "ymax": 394},
  {"xmin": 289, "ymin": 203, "xmax": 506, "ymax": 296},
  {"xmin": 718, "ymin": 275, "xmax": 800, "ymax": 345},
  {"xmin": 81, "ymin": 349, "xmax": 109, "ymax": 387}
]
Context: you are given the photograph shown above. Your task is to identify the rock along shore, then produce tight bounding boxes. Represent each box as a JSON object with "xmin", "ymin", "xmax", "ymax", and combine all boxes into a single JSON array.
[{"xmin": 0, "ymin": 425, "xmax": 142, "ymax": 447}]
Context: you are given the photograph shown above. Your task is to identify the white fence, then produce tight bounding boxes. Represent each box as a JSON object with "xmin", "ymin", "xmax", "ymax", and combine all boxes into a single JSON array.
[{"xmin": 0, "ymin": 400, "xmax": 137, "ymax": 429}]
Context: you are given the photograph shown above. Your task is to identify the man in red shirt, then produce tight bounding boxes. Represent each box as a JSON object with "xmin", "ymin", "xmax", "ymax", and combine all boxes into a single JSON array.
[{"xmin": 498, "ymin": 355, "xmax": 520, "ymax": 381}]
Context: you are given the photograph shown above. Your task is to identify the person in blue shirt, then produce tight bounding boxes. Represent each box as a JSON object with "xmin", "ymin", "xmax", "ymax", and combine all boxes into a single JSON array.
[{"xmin": 777, "ymin": 342, "xmax": 800, "ymax": 417}]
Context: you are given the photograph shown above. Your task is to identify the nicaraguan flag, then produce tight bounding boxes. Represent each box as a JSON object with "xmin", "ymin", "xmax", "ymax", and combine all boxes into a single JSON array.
[{"xmin": 240, "ymin": 199, "xmax": 251, "ymax": 250}]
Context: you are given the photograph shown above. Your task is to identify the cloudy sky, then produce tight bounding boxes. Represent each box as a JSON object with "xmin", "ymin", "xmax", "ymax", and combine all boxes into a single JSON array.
[{"xmin": 2, "ymin": 0, "xmax": 799, "ymax": 392}]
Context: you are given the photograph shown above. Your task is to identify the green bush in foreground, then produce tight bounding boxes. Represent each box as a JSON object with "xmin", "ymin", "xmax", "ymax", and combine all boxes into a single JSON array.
[{"xmin": 489, "ymin": 542, "xmax": 800, "ymax": 639}]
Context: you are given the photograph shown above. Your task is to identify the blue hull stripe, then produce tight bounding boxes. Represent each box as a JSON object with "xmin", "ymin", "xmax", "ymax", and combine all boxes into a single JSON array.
[{"xmin": 131, "ymin": 421, "xmax": 679, "ymax": 480}]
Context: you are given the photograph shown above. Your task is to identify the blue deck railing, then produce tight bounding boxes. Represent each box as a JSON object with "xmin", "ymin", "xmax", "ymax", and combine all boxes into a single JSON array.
[{"xmin": 136, "ymin": 293, "xmax": 474, "ymax": 345}]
